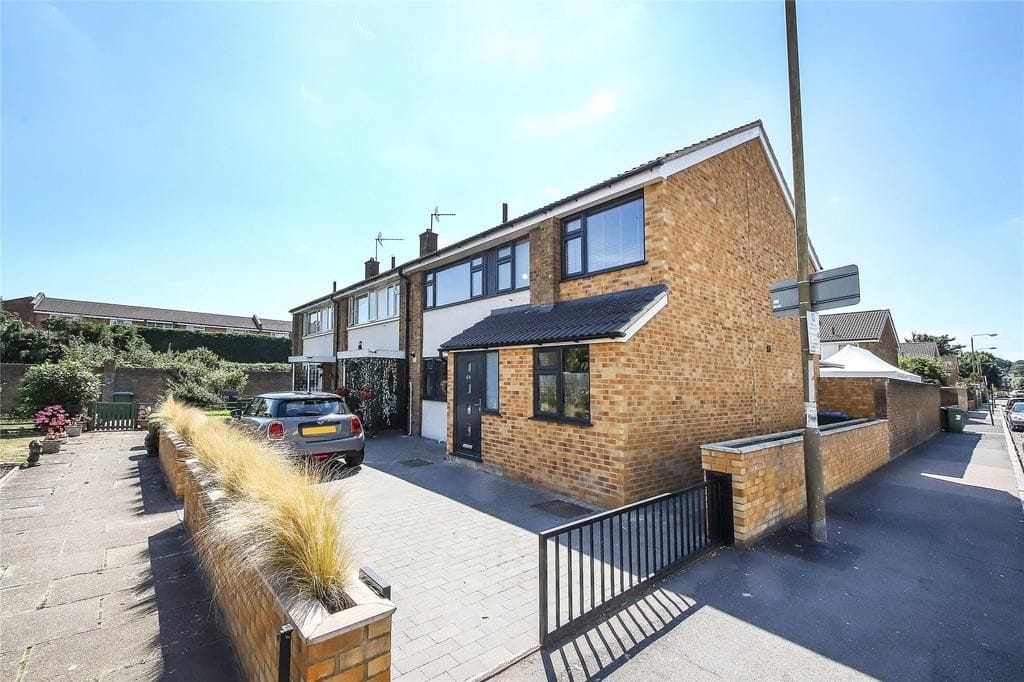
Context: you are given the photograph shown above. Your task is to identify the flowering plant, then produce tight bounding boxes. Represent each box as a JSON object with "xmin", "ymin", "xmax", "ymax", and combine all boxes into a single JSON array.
[
  {"xmin": 336, "ymin": 387, "xmax": 351, "ymax": 398},
  {"xmin": 35, "ymin": 405, "xmax": 69, "ymax": 434},
  {"xmin": 358, "ymin": 388, "xmax": 375, "ymax": 401}
]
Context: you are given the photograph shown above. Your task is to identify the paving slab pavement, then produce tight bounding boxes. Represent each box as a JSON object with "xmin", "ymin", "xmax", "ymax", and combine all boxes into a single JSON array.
[
  {"xmin": 498, "ymin": 411, "xmax": 1024, "ymax": 680},
  {"xmin": 0, "ymin": 431, "xmax": 242, "ymax": 681},
  {"xmin": 325, "ymin": 435, "xmax": 603, "ymax": 682}
]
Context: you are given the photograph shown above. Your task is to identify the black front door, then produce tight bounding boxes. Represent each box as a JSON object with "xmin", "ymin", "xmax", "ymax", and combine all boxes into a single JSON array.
[{"xmin": 454, "ymin": 352, "xmax": 484, "ymax": 459}]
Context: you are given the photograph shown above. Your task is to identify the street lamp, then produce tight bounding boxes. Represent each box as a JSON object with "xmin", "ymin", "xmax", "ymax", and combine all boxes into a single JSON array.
[{"xmin": 970, "ymin": 332, "xmax": 998, "ymax": 393}]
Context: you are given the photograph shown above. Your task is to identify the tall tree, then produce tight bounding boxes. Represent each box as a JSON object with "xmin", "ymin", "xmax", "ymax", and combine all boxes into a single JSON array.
[{"xmin": 905, "ymin": 332, "xmax": 965, "ymax": 356}]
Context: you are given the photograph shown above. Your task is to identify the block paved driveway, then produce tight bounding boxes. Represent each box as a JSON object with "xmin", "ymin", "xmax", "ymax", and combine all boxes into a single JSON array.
[
  {"xmin": 0, "ymin": 431, "xmax": 242, "ymax": 682},
  {"xmin": 324, "ymin": 436, "xmax": 601, "ymax": 682}
]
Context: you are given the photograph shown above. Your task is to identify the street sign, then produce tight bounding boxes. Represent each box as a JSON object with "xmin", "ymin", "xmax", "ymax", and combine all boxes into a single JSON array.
[
  {"xmin": 771, "ymin": 264, "xmax": 861, "ymax": 317},
  {"xmin": 807, "ymin": 310, "xmax": 820, "ymax": 355}
]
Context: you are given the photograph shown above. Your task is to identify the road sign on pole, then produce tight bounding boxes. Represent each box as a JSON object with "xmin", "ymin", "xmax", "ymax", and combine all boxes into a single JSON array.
[{"xmin": 770, "ymin": 264, "xmax": 861, "ymax": 317}]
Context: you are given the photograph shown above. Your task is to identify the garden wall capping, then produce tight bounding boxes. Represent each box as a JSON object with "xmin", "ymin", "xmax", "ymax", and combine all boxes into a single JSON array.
[{"xmin": 182, "ymin": 458, "xmax": 394, "ymax": 681}]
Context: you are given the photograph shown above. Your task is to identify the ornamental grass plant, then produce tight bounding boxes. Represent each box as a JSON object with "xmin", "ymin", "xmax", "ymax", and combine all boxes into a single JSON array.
[{"xmin": 156, "ymin": 396, "xmax": 352, "ymax": 611}]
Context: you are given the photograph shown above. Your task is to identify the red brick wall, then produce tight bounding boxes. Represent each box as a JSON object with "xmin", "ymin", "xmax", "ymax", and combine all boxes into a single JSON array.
[
  {"xmin": 884, "ymin": 379, "xmax": 940, "ymax": 456},
  {"xmin": 818, "ymin": 377, "xmax": 886, "ymax": 418}
]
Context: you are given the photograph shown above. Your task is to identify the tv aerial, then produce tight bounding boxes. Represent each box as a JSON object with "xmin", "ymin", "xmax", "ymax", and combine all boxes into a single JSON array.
[
  {"xmin": 374, "ymin": 232, "xmax": 404, "ymax": 261},
  {"xmin": 429, "ymin": 206, "xmax": 455, "ymax": 232}
]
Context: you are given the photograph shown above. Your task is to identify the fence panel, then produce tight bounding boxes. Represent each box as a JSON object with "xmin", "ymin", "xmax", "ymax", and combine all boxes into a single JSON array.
[
  {"xmin": 91, "ymin": 401, "xmax": 138, "ymax": 431},
  {"xmin": 538, "ymin": 474, "xmax": 732, "ymax": 647}
]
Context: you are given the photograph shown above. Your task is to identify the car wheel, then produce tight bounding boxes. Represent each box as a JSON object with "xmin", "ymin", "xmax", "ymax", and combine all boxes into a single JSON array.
[{"xmin": 346, "ymin": 451, "xmax": 364, "ymax": 467}]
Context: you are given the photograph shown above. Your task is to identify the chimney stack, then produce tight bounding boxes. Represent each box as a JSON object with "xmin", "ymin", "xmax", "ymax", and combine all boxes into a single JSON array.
[
  {"xmin": 332, "ymin": 280, "xmax": 337, "ymax": 292},
  {"xmin": 364, "ymin": 258, "xmax": 379, "ymax": 279},
  {"xmin": 391, "ymin": 255, "xmax": 396, "ymax": 269},
  {"xmin": 419, "ymin": 229, "xmax": 438, "ymax": 257},
  {"xmin": 502, "ymin": 202, "xmax": 509, "ymax": 223}
]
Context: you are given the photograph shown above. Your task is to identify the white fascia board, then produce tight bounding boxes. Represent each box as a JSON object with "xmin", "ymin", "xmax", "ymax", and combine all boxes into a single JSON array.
[
  {"xmin": 292, "ymin": 299, "xmax": 332, "ymax": 315},
  {"xmin": 406, "ymin": 169, "xmax": 665, "ymax": 273},
  {"xmin": 287, "ymin": 355, "xmax": 336, "ymax": 363},
  {"xmin": 618, "ymin": 291, "xmax": 668, "ymax": 342},
  {"xmin": 332, "ymin": 275, "xmax": 400, "ymax": 301},
  {"xmin": 408, "ymin": 124, "xmax": 811, "ymax": 274},
  {"xmin": 336, "ymin": 349, "xmax": 406, "ymax": 360}
]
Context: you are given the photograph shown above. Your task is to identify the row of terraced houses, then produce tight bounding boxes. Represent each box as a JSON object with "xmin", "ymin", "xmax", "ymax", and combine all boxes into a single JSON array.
[{"xmin": 288, "ymin": 121, "xmax": 822, "ymax": 507}]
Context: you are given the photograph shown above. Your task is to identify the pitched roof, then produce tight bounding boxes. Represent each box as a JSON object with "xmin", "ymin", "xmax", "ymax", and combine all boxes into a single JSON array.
[
  {"xmin": 439, "ymin": 285, "xmax": 667, "ymax": 351},
  {"xmin": 899, "ymin": 341, "xmax": 940, "ymax": 358},
  {"xmin": 819, "ymin": 310, "xmax": 893, "ymax": 343},
  {"xmin": 32, "ymin": 295, "xmax": 291, "ymax": 333}
]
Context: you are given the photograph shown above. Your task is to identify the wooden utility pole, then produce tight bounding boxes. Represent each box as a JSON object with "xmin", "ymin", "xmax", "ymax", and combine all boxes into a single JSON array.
[{"xmin": 785, "ymin": 0, "xmax": 827, "ymax": 543}]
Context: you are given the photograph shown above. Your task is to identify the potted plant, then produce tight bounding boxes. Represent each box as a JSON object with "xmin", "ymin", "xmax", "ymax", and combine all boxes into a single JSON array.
[
  {"xmin": 34, "ymin": 405, "xmax": 69, "ymax": 439},
  {"xmin": 66, "ymin": 415, "xmax": 83, "ymax": 438},
  {"xmin": 42, "ymin": 429, "xmax": 61, "ymax": 454}
]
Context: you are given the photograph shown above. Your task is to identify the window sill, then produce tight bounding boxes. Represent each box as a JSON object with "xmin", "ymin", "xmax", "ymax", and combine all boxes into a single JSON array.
[
  {"xmin": 302, "ymin": 330, "xmax": 333, "ymax": 340},
  {"xmin": 529, "ymin": 415, "xmax": 593, "ymax": 427},
  {"xmin": 482, "ymin": 409, "xmax": 501, "ymax": 417},
  {"xmin": 348, "ymin": 317, "xmax": 399, "ymax": 331},
  {"xmin": 424, "ymin": 287, "xmax": 529, "ymax": 312},
  {"xmin": 562, "ymin": 259, "xmax": 648, "ymax": 282},
  {"xmin": 422, "ymin": 397, "xmax": 448, "ymax": 403}
]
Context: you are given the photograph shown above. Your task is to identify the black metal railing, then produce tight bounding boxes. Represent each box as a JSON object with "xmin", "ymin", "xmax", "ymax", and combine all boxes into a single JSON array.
[{"xmin": 538, "ymin": 474, "xmax": 732, "ymax": 646}]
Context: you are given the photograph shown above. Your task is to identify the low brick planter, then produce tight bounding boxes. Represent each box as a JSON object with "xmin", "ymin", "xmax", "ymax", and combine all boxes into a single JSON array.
[
  {"xmin": 157, "ymin": 425, "xmax": 189, "ymax": 499},
  {"xmin": 182, "ymin": 460, "xmax": 395, "ymax": 681},
  {"xmin": 701, "ymin": 419, "xmax": 889, "ymax": 545}
]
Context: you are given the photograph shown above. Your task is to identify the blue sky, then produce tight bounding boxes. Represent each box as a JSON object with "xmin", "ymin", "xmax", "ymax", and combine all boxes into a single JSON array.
[{"xmin": 3, "ymin": 2, "xmax": 1022, "ymax": 359}]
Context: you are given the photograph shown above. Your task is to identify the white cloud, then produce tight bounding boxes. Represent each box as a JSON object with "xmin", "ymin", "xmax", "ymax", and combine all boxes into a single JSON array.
[
  {"xmin": 355, "ymin": 19, "xmax": 376, "ymax": 41},
  {"xmin": 300, "ymin": 83, "xmax": 322, "ymax": 105},
  {"xmin": 514, "ymin": 90, "xmax": 618, "ymax": 137}
]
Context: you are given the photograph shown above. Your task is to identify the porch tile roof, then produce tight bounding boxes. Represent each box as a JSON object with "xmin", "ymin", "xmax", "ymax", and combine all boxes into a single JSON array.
[
  {"xmin": 438, "ymin": 284, "xmax": 668, "ymax": 351},
  {"xmin": 819, "ymin": 309, "xmax": 892, "ymax": 343}
]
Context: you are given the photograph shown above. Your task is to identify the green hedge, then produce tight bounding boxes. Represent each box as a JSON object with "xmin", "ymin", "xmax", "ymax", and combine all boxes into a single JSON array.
[{"xmin": 138, "ymin": 327, "xmax": 290, "ymax": 363}]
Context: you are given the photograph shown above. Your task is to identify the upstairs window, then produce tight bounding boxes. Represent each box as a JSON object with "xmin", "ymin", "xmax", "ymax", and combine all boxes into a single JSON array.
[
  {"xmin": 563, "ymin": 194, "xmax": 644, "ymax": 278},
  {"xmin": 425, "ymin": 238, "xmax": 529, "ymax": 309},
  {"xmin": 305, "ymin": 306, "xmax": 332, "ymax": 335},
  {"xmin": 350, "ymin": 284, "xmax": 399, "ymax": 326}
]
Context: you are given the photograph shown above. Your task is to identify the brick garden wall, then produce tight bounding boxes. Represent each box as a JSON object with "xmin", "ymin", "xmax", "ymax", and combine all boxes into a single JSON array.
[
  {"xmin": 701, "ymin": 419, "xmax": 889, "ymax": 544},
  {"xmin": 181, "ymin": 460, "xmax": 394, "ymax": 681},
  {"xmin": 884, "ymin": 379, "xmax": 941, "ymax": 457},
  {"xmin": 467, "ymin": 139, "xmax": 803, "ymax": 507},
  {"xmin": 939, "ymin": 387, "xmax": 968, "ymax": 410},
  {"xmin": 158, "ymin": 426, "xmax": 189, "ymax": 499},
  {"xmin": 818, "ymin": 377, "xmax": 885, "ymax": 418}
]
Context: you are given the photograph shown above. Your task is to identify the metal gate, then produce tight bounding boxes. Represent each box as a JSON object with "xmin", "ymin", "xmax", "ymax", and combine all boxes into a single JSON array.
[
  {"xmin": 538, "ymin": 474, "xmax": 733, "ymax": 646},
  {"xmin": 90, "ymin": 401, "xmax": 138, "ymax": 431}
]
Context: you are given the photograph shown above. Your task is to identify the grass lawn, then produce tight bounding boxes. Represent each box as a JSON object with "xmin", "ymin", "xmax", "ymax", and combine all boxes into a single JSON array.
[{"xmin": 0, "ymin": 435, "xmax": 35, "ymax": 465}]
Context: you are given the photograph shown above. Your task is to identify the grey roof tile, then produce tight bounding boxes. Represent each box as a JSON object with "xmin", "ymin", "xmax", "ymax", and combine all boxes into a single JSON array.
[
  {"xmin": 439, "ymin": 285, "xmax": 667, "ymax": 351},
  {"xmin": 34, "ymin": 296, "xmax": 291, "ymax": 332},
  {"xmin": 899, "ymin": 341, "xmax": 940, "ymax": 357},
  {"xmin": 819, "ymin": 310, "xmax": 892, "ymax": 343}
]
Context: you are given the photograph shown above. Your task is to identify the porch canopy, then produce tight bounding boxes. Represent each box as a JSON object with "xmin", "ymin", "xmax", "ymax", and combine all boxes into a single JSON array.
[
  {"xmin": 819, "ymin": 344, "xmax": 922, "ymax": 383},
  {"xmin": 439, "ymin": 284, "xmax": 667, "ymax": 351}
]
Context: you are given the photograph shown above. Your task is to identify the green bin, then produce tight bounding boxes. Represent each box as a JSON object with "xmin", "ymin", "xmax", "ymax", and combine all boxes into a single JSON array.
[
  {"xmin": 112, "ymin": 391, "xmax": 135, "ymax": 403},
  {"xmin": 944, "ymin": 407, "xmax": 966, "ymax": 433}
]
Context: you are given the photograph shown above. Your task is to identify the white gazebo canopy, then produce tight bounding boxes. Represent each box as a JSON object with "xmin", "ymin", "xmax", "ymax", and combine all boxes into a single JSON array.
[{"xmin": 819, "ymin": 345, "xmax": 923, "ymax": 383}]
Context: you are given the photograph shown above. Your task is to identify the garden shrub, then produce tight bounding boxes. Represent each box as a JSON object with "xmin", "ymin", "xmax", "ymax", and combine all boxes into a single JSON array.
[
  {"xmin": 163, "ymin": 348, "xmax": 248, "ymax": 407},
  {"xmin": 138, "ymin": 327, "xmax": 290, "ymax": 362},
  {"xmin": 1, "ymin": 312, "xmax": 60, "ymax": 364},
  {"xmin": 18, "ymin": 361, "xmax": 101, "ymax": 416}
]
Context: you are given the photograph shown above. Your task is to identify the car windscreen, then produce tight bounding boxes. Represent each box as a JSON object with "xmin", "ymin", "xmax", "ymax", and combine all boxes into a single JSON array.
[
  {"xmin": 278, "ymin": 398, "xmax": 347, "ymax": 418},
  {"xmin": 1012, "ymin": 403, "xmax": 1024, "ymax": 413}
]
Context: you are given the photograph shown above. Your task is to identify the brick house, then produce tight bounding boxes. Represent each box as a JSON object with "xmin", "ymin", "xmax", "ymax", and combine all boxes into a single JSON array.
[
  {"xmin": 819, "ymin": 309, "xmax": 900, "ymax": 366},
  {"xmin": 289, "ymin": 121, "xmax": 817, "ymax": 506},
  {"xmin": 3, "ymin": 292, "xmax": 291, "ymax": 337}
]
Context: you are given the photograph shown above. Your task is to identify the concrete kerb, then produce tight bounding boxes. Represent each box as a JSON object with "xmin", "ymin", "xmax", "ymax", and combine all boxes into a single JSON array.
[
  {"xmin": 996, "ymin": 408, "xmax": 1024, "ymax": 514},
  {"xmin": 0, "ymin": 464, "xmax": 21, "ymax": 487}
]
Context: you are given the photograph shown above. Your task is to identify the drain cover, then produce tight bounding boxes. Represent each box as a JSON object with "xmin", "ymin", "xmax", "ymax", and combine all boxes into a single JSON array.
[
  {"xmin": 398, "ymin": 458, "xmax": 434, "ymax": 467},
  {"xmin": 532, "ymin": 499, "xmax": 592, "ymax": 519}
]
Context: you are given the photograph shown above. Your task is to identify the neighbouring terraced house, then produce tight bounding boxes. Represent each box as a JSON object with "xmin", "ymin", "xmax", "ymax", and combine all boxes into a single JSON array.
[{"xmin": 289, "ymin": 120, "xmax": 820, "ymax": 506}]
